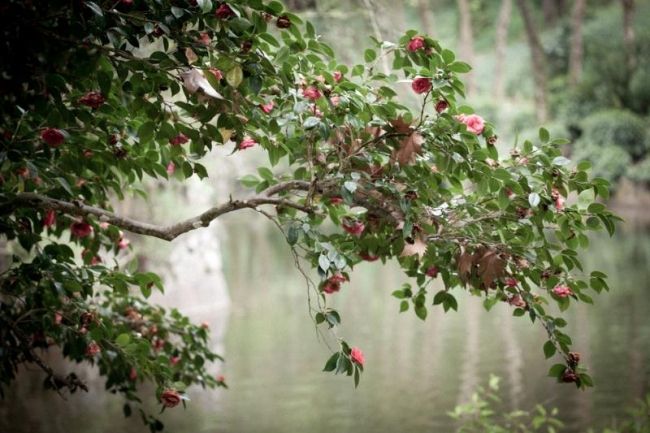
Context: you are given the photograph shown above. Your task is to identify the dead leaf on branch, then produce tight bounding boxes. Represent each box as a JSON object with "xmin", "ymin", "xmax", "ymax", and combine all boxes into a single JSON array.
[
  {"xmin": 389, "ymin": 117, "xmax": 424, "ymax": 166},
  {"xmin": 456, "ymin": 245, "xmax": 506, "ymax": 289},
  {"xmin": 180, "ymin": 68, "xmax": 223, "ymax": 100},
  {"xmin": 401, "ymin": 236, "xmax": 428, "ymax": 259}
]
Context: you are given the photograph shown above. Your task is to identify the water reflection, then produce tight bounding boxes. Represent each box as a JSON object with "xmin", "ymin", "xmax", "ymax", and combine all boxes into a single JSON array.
[{"xmin": 2, "ymin": 218, "xmax": 649, "ymax": 433}]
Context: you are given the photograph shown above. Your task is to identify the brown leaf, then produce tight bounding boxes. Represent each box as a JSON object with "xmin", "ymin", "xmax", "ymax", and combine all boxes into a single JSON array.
[
  {"xmin": 457, "ymin": 246, "xmax": 474, "ymax": 284},
  {"xmin": 389, "ymin": 117, "xmax": 423, "ymax": 166},
  {"xmin": 185, "ymin": 47, "xmax": 198, "ymax": 65},
  {"xmin": 401, "ymin": 236, "xmax": 428, "ymax": 259},
  {"xmin": 475, "ymin": 248, "xmax": 506, "ymax": 289}
]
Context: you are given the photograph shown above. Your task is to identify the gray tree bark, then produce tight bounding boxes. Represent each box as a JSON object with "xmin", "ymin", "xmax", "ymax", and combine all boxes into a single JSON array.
[
  {"xmin": 417, "ymin": 0, "xmax": 435, "ymax": 37},
  {"xmin": 457, "ymin": 0, "xmax": 476, "ymax": 96},
  {"xmin": 494, "ymin": 0, "xmax": 512, "ymax": 102},
  {"xmin": 568, "ymin": 0, "xmax": 587, "ymax": 88},
  {"xmin": 621, "ymin": 0, "xmax": 637, "ymax": 70},
  {"xmin": 516, "ymin": 0, "xmax": 548, "ymax": 122}
]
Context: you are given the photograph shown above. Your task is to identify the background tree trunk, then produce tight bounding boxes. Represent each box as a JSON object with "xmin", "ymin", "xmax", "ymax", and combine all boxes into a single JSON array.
[
  {"xmin": 516, "ymin": 0, "xmax": 548, "ymax": 122},
  {"xmin": 494, "ymin": 0, "xmax": 512, "ymax": 102},
  {"xmin": 568, "ymin": 0, "xmax": 587, "ymax": 88},
  {"xmin": 542, "ymin": 0, "xmax": 557, "ymax": 26},
  {"xmin": 621, "ymin": 0, "xmax": 636, "ymax": 70},
  {"xmin": 457, "ymin": 0, "xmax": 476, "ymax": 96},
  {"xmin": 417, "ymin": 0, "xmax": 435, "ymax": 37}
]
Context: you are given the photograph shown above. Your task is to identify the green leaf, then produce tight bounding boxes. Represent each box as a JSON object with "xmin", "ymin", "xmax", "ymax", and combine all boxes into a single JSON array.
[
  {"xmin": 538, "ymin": 127, "xmax": 550, "ymax": 143},
  {"xmin": 577, "ymin": 188, "xmax": 595, "ymax": 210},
  {"xmin": 364, "ymin": 48, "xmax": 376, "ymax": 62},
  {"xmin": 415, "ymin": 304, "xmax": 427, "ymax": 320},
  {"xmin": 303, "ymin": 116, "xmax": 320, "ymax": 129},
  {"xmin": 85, "ymin": 1, "xmax": 103, "ymax": 17},
  {"xmin": 528, "ymin": 192, "xmax": 541, "ymax": 208},
  {"xmin": 240, "ymin": 175, "xmax": 259, "ymax": 187},
  {"xmin": 448, "ymin": 62, "xmax": 472, "ymax": 73},
  {"xmin": 226, "ymin": 65, "xmax": 243, "ymax": 88},
  {"xmin": 399, "ymin": 300, "xmax": 409, "ymax": 312},
  {"xmin": 543, "ymin": 340, "xmax": 556, "ymax": 359},
  {"xmin": 116, "ymin": 333, "xmax": 131, "ymax": 347},
  {"xmin": 171, "ymin": 6, "xmax": 185, "ymax": 18},
  {"xmin": 548, "ymin": 364, "xmax": 566, "ymax": 378},
  {"xmin": 138, "ymin": 122, "xmax": 155, "ymax": 144},
  {"xmin": 552, "ymin": 156, "xmax": 571, "ymax": 166},
  {"xmin": 318, "ymin": 254, "xmax": 330, "ymax": 271}
]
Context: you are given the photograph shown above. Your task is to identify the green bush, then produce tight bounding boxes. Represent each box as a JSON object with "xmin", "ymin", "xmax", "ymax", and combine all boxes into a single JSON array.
[
  {"xmin": 626, "ymin": 158, "xmax": 650, "ymax": 186},
  {"xmin": 629, "ymin": 66, "xmax": 650, "ymax": 115},
  {"xmin": 572, "ymin": 141, "xmax": 631, "ymax": 184},
  {"xmin": 580, "ymin": 109, "xmax": 648, "ymax": 160}
]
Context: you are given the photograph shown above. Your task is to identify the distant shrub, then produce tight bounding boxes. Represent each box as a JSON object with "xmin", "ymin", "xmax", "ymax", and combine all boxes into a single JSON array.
[
  {"xmin": 580, "ymin": 110, "xmax": 648, "ymax": 160},
  {"xmin": 626, "ymin": 158, "xmax": 650, "ymax": 186},
  {"xmin": 572, "ymin": 141, "xmax": 631, "ymax": 184},
  {"xmin": 629, "ymin": 66, "xmax": 650, "ymax": 115}
]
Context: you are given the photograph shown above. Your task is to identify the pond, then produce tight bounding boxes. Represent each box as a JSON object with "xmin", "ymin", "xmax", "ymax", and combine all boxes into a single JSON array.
[{"xmin": 2, "ymin": 218, "xmax": 649, "ymax": 433}]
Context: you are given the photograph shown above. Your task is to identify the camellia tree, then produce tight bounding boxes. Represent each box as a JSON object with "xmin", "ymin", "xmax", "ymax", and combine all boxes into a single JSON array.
[{"xmin": 0, "ymin": 0, "xmax": 620, "ymax": 431}]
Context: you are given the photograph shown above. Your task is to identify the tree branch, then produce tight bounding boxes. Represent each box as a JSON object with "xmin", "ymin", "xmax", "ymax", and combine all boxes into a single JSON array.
[{"xmin": 12, "ymin": 182, "xmax": 313, "ymax": 242}]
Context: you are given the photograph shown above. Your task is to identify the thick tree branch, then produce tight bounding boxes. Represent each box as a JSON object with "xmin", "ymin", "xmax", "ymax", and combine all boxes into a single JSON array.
[{"xmin": 12, "ymin": 182, "xmax": 313, "ymax": 242}]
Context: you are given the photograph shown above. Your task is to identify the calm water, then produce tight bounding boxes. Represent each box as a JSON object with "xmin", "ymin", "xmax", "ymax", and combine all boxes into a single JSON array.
[{"xmin": 2, "ymin": 218, "xmax": 649, "ymax": 433}]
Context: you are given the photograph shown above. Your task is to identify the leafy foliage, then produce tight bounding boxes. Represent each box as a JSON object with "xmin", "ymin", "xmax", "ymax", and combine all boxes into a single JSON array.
[{"xmin": 0, "ymin": 0, "xmax": 619, "ymax": 430}]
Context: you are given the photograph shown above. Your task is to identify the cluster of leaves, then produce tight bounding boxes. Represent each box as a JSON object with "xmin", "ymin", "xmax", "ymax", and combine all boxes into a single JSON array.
[{"xmin": 0, "ymin": 0, "xmax": 620, "ymax": 430}]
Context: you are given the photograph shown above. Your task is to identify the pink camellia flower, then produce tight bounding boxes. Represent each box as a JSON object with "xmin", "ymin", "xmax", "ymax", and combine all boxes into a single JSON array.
[
  {"xmin": 302, "ymin": 86, "xmax": 322, "ymax": 101},
  {"xmin": 85, "ymin": 341, "xmax": 101, "ymax": 357},
  {"xmin": 260, "ymin": 101, "xmax": 275, "ymax": 114},
  {"xmin": 342, "ymin": 220, "xmax": 365, "ymax": 237},
  {"xmin": 170, "ymin": 356, "xmax": 181, "ymax": 366},
  {"xmin": 160, "ymin": 389, "xmax": 182, "ymax": 408},
  {"xmin": 505, "ymin": 277, "xmax": 518, "ymax": 288},
  {"xmin": 508, "ymin": 294, "xmax": 527, "ymax": 309},
  {"xmin": 16, "ymin": 167, "xmax": 29, "ymax": 178},
  {"xmin": 209, "ymin": 68, "xmax": 223, "ymax": 81},
  {"xmin": 82, "ymin": 249, "xmax": 102, "ymax": 265},
  {"xmin": 350, "ymin": 347, "xmax": 365, "ymax": 366},
  {"xmin": 198, "ymin": 32, "xmax": 211, "ymax": 46},
  {"xmin": 215, "ymin": 3, "xmax": 234, "ymax": 19},
  {"xmin": 78, "ymin": 91, "xmax": 106, "ymax": 109},
  {"xmin": 407, "ymin": 35, "xmax": 426, "ymax": 52},
  {"xmin": 238, "ymin": 136, "xmax": 257, "ymax": 150},
  {"xmin": 456, "ymin": 113, "xmax": 485, "ymax": 135},
  {"xmin": 169, "ymin": 133, "xmax": 189, "ymax": 146},
  {"xmin": 426, "ymin": 266, "xmax": 439, "ymax": 278},
  {"xmin": 166, "ymin": 161, "xmax": 176, "ymax": 175},
  {"xmin": 330, "ymin": 95, "xmax": 340, "ymax": 106},
  {"xmin": 551, "ymin": 188, "xmax": 565, "ymax": 211},
  {"xmin": 411, "ymin": 77, "xmax": 432, "ymax": 94},
  {"xmin": 83, "ymin": 149, "xmax": 93, "ymax": 158},
  {"xmin": 129, "ymin": 367, "xmax": 138, "ymax": 381},
  {"xmin": 435, "ymin": 100, "xmax": 449, "ymax": 113},
  {"xmin": 118, "ymin": 237, "xmax": 130, "ymax": 250},
  {"xmin": 41, "ymin": 128, "xmax": 66, "ymax": 147},
  {"xmin": 216, "ymin": 375, "xmax": 226, "ymax": 383},
  {"xmin": 552, "ymin": 284, "xmax": 573, "ymax": 298},
  {"xmin": 70, "ymin": 221, "xmax": 93, "ymax": 238},
  {"xmin": 329, "ymin": 196, "xmax": 344, "ymax": 205},
  {"xmin": 201, "ymin": 321, "xmax": 210, "ymax": 329},
  {"xmin": 43, "ymin": 209, "xmax": 56, "ymax": 228},
  {"xmin": 310, "ymin": 104, "xmax": 323, "ymax": 118},
  {"xmin": 54, "ymin": 311, "xmax": 63, "ymax": 325},
  {"xmin": 333, "ymin": 71, "xmax": 343, "ymax": 82},
  {"xmin": 153, "ymin": 338, "xmax": 165, "ymax": 351},
  {"xmin": 99, "ymin": 222, "xmax": 110, "ymax": 229}
]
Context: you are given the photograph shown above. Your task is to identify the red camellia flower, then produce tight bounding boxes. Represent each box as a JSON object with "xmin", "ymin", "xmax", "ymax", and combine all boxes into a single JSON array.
[
  {"xmin": 329, "ymin": 196, "xmax": 344, "ymax": 205},
  {"xmin": 85, "ymin": 341, "xmax": 101, "ymax": 357},
  {"xmin": 505, "ymin": 277, "xmax": 518, "ymax": 288},
  {"xmin": 552, "ymin": 284, "xmax": 573, "ymax": 298},
  {"xmin": 333, "ymin": 71, "xmax": 343, "ymax": 82},
  {"xmin": 161, "ymin": 389, "xmax": 182, "ymax": 408},
  {"xmin": 260, "ymin": 101, "xmax": 274, "ymax": 114},
  {"xmin": 40, "ymin": 128, "xmax": 66, "ymax": 147},
  {"xmin": 322, "ymin": 273, "xmax": 348, "ymax": 294},
  {"xmin": 238, "ymin": 136, "xmax": 257, "ymax": 150},
  {"xmin": 561, "ymin": 369, "xmax": 578, "ymax": 383},
  {"xmin": 70, "ymin": 221, "xmax": 93, "ymax": 238},
  {"xmin": 411, "ymin": 77, "xmax": 432, "ymax": 94},
  {"xmin": 435, "ymin": 100, "xmax": 449, "ymax": 113},
  {"xmin": 350, "ymin": 347, "xmax": 365, "ymax": 366},
  {"xmin": 209, "ymin": 68, "xmax": 223, "ymax": 81},
  {"xmin": 426, "ymin": 266, "xmax": 439, "ymax": 278},
  {"xmin": 342, "ymin": 220, "xmax": 365, "ymax": 237},
  {"xmin": 43, "ymin": 209, "xmax": 56, "ymax": 228},
  {"xmin": 215, "ymin": 3, "xmax": 234, "ymax": 19},
  {"xmin": 302, "ymin": 86, "xmax": 322, "ymax": 101},
  {"xmin": 360, "ymin": 252, "xmax": 379, "ymax": 262},
  {"xmin": 170, "ymin": 356, "xmax": 181, "ymax": 366},
  {"xmin": 169, "ymin": 133, "xmax": 189, "ymax": 146},
  {"xmin": 129, "ymin": 367, "xmax": 138, "ymax": 381},
  {"xmin": 407, "ymin": 36, "xmax": 426, "ymax": 52},
  {"xmin": 78, "ymin": 91, "xmax": 106, "ymax": 109},
  {"xmin": 276, "ymin": 15, "xmax": 291, "ymax": 29}
]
